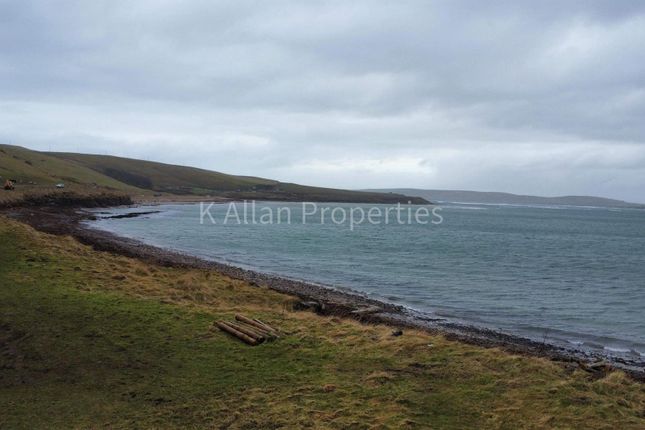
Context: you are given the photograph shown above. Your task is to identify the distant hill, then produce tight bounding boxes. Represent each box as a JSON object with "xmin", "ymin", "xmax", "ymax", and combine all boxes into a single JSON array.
[
  {"xmin": 0, "ymin": 145, "xmax": 427, "ymax": 204},
  {"xmin": 365, "ymin": 188, "xmax": 641, "ymax": 208}
]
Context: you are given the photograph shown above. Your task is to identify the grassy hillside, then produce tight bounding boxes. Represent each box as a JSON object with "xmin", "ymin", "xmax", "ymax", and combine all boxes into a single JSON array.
[
  {"xmin": 1, "ymin": 217, "xmax": 644, "ymax": 428},
  {"xmin": 0, "ymin": 145, "xmax": 142, "ymax": 192},
  {"xmin": 1, "ymin": 144, "xmax": 428, "ymax": 203},
  {"xmin": 50, "ymin": 152, "xmax": 428, "ymax": 203},
  {"xmin": 49, "ymin": 152, "xmax": 277, "ymax": 194}
]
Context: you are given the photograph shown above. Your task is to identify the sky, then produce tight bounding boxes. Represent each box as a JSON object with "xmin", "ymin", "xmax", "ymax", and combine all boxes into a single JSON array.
[{"xmin": 1, "ymin": 1, "xmax": 644, "ymax": 202}]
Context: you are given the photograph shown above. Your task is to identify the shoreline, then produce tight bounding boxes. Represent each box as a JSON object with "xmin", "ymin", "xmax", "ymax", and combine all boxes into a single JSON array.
[{"xmin": 4, "ymin": 203, "xmax": 644, "ymax": 380}]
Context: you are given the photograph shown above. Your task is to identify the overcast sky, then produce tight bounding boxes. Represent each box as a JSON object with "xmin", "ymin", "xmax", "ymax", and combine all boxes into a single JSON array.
[{"xmin": 1, "ymin": 1, "xmax": 644, "ymax": 202}]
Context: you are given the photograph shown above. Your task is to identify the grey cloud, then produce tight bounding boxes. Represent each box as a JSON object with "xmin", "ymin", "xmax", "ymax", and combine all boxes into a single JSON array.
[{"xmin": 0, "ymin": 0, "xmax": 644, "ymax": 201}]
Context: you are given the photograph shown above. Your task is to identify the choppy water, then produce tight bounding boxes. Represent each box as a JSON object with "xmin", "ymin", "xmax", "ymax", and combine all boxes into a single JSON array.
[{"xmin": 88, "ymin": 201, "xmax": 645, "ymax": 359}]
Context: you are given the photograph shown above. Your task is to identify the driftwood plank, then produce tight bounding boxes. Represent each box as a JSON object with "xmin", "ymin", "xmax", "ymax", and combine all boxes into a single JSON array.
[
  {"xmin": 226, "ymin": 321, "xmax": 266, "ymax": 341},
  {"xmin": 253, "ymin": 318, "xmax": 279, "ymax": 334},
  {"xmin": 215, "ymin": 321, "xmax": 259, "ymax": 345},
  {"xmin": 235, "ymin": 321, "xmax": 277, "ymax": 340},
  {"xmin": 235, "ymin": 314, "xmax": 279, "ymax": 337}
]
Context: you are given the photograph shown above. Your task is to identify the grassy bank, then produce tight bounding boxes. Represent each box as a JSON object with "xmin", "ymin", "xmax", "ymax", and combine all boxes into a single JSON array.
[{"xmin": 1, "ymin": 218, "xmax": 644, "ymax": 429}]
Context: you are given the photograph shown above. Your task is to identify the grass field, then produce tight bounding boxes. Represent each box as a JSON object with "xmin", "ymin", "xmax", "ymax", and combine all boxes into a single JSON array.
[
  {"xmin": 0, "ymin": 145, "xmax": 142, "ymax": 192},
  {"xmin": 1, "ymin": 218, "xmax": 644, "ymax": 429}
]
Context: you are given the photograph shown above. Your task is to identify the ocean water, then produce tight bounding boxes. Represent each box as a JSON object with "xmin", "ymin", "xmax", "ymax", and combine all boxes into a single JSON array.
[{"xmin": 88, "ymin": 201, "xmax": 645, "ymax": 358}]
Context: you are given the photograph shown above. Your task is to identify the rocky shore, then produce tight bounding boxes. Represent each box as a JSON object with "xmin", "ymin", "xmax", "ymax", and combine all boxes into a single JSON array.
[{"xmin": 3, "ymin": 203, "xmax": 644, "ymax": 381}]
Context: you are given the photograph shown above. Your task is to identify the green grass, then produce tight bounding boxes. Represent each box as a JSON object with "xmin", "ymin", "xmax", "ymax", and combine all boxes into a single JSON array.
[
  {"xmin": 1, "ymin": 218, "xmax": 644, "ymax": 429},
  {"xmin": 0, "ymin": 145, "xmax": 142, "ymax": 192}
]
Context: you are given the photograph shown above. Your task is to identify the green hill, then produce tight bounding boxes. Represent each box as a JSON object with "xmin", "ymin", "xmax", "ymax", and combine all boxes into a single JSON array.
[
  {"xmin": 0, "ymin": 145, "xmax": 428, "ymax": 204},
  {"xmin": 0, "ymin": 145, "xmax": 142, "ymax": 192},
  {"xmin": 49, "ymin": 152, "xmax": 277, "ymax": 194}
]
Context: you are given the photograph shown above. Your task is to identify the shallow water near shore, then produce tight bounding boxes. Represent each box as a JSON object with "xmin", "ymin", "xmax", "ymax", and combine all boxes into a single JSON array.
[{"xmin": 87, "ymin": 202, "xmax": 645, "ymax": 360}]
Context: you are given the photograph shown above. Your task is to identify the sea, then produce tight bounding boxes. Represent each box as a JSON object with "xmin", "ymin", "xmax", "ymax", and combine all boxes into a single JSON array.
[{"xmin": 87, "ymin": 201, "xmax": 645, "ymax": 360}]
